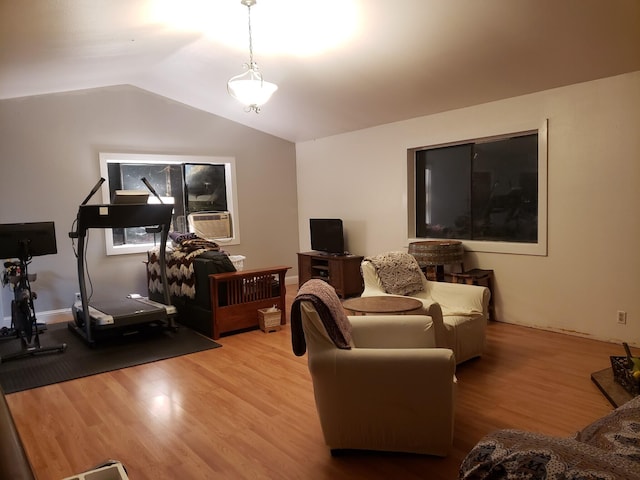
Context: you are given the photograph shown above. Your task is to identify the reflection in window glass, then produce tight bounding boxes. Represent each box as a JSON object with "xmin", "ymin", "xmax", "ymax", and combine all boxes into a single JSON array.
[
  {"xmin": 107, "ymin": 163, "xmax": 185, "ymax": 246},
  {"xmin": 185, "ymin": 163, "xmax": 227, "ymax": 213}
]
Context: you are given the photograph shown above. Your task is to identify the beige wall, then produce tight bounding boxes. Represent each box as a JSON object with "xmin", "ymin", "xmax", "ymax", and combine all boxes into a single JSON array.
[
  {"xmin": 296, "ymin": 71, "xmax": 640, "ymax": 345},
  {"xmin": 0, "ymin": 85, "xmax": 298, "ymax": 321}
]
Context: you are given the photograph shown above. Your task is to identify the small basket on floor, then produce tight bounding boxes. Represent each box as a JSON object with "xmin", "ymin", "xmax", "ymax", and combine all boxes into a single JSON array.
[
  {"xmin": 258, "ymin": 308, "xmax": 281, "ymax": 333},
  {"xmin": 610, "ymin": 356, "xmax": 640, "ymax": 395}
]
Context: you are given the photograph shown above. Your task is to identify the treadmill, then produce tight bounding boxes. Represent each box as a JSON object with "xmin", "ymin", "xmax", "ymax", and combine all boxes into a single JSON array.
[{"xmin": 69, "ymin": 179, "xmax": 177, "ymax": 345}]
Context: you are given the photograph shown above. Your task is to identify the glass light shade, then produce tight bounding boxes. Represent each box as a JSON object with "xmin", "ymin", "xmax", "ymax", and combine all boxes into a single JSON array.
[{"xmin": 227, "ymin": 68, "xmax": 278, "ymax": 110}]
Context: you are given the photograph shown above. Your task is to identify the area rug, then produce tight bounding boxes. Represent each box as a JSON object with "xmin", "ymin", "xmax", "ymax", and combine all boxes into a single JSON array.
[{"xmin": 0, "ymin": 322, "xmax": 221, "ymax": 394}]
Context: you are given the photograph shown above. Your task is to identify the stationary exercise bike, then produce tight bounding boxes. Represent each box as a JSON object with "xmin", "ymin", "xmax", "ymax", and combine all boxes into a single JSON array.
[{"xmin": 0, "ymin": 222, "xmax": 67, "ymax": 363}]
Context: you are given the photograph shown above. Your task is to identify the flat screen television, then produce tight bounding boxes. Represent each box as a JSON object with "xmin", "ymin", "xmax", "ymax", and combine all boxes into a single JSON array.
[
  {"xmin": 0, "ymin": 221, "xmax": 57, "ymax": 259},
  {"xmin": 310, "ymin": 218, "xmax": 345, "ymax": 255}
]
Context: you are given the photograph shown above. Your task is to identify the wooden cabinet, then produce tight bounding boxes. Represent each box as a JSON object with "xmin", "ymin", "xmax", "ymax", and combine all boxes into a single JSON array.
[{"xmin": 297, "ymin": 252, "xmax": 364, "ymax": 298}]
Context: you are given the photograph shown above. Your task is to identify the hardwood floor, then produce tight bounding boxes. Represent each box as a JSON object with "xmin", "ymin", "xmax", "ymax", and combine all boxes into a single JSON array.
[{"xmin": 6, "ymin": 291, "xmax": 630, "ymax": 480}]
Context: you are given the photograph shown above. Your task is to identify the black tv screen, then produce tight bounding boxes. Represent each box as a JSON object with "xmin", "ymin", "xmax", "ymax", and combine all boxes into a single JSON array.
[
  {"xmin": 310, "ymin": 218, "xmax": 345, "ymax": 255},
  {"xmin": 0, "ymin": 222, "xmax": 57, "ymax": 259}
]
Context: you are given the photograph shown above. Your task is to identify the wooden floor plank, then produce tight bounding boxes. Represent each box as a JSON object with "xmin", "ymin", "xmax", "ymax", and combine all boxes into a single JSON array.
[{"xmin": 5, "ymin": 292, "xmax": 632, "ymax": 480}]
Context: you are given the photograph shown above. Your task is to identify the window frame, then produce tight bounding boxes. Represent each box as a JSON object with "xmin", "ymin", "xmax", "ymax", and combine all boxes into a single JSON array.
[
  {"xmin": 99, "ymin": 152, "xmax": 240, "ymax": 255},
  {"xmin": 408, "ymin": 119, "xmax": 548, "ymax": 256}
]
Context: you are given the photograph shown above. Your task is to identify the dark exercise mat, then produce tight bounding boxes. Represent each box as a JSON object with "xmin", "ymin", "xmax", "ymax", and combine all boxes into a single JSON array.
[{"xmin": 0, "ymin": 322, "xmax": 221, "ymax": 394}]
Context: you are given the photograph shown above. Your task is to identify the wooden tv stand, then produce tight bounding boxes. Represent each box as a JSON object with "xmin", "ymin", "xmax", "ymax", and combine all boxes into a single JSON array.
[{"xmin": 297, "ymin": 251, "xmax": 364, "ymax": 298}]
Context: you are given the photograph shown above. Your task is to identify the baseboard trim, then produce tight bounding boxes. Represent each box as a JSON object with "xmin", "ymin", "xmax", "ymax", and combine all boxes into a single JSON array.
[{"xmin": 2, "ymin": 308, "xmax": 71, "ymax": 327}]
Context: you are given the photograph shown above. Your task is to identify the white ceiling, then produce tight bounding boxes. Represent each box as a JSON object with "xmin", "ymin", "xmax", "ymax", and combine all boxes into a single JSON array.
[{"xmin": 2, "ymin": 0, "xmax": 640, "ymax": 143}]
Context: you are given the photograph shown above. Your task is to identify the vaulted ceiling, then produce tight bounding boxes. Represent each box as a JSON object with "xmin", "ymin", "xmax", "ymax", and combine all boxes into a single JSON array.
[{"xmin": 2, "ymin": 0, "xmax": 639, "ymax": 142}]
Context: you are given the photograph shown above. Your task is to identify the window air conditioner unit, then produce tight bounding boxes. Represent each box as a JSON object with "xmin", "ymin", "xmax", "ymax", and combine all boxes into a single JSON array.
[{"xmin": 188, "ymin": 211, "xmax": 232, "ymax": 240}]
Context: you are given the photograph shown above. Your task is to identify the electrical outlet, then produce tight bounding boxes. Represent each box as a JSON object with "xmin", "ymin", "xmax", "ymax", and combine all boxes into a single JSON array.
[{"xmin": 617, "ymin": 310, "xmax": 627, "ymax": 325}]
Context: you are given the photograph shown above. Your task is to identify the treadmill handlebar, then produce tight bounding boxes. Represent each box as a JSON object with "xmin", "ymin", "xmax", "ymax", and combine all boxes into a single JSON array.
[
  {"xmin": 71, "ymin": 177, "xmax": 105, "ymax": 238},
  {"xmin": 141, "ymin": 177, "xmax": 164, "ymax": 204},
  {"xmin": 80, "ymin": 177, "xmax": 105, "ymax": 206}
]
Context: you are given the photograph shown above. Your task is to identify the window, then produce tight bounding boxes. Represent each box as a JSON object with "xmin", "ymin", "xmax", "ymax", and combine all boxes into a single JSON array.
[
  {"xmin": 99, "ymin": 153, "xmax": 240, "ymax": 255},
  {"xmin": 411, "ymin": 120, "xmax": 547, "ymax": 256}
]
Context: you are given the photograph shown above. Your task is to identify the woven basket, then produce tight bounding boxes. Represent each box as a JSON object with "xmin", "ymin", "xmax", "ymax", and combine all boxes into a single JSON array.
[
  {"xmin": 610, "ymin": 356, "xmax": 640, "ymax": 395},
  {"xmin": 258, "ymin": 308, "xmax": 281, "ymax": 333},
  {"xmin": 408, "ymin": 240, "xmax": 464, "ymax": 267}
]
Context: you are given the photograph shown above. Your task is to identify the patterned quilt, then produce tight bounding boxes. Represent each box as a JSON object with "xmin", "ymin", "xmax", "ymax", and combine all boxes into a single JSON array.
[
  {"xmin": 147, "ymin": 248, "xmax": 201, "ymax": 299},
  {"xmin": 147, "ymin": 232, "xmax": 223, "ymax": 299},
  {"xmin": 459, "ymin": 395, "xmax": 640, "ymax": 479}
]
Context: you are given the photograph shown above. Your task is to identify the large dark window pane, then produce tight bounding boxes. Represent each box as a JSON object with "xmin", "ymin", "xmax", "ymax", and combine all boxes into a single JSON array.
[
  {"xmin": 472, "ymin": 136, "xmax": 538, "ymax": 242},
  {"xmin": 415, "ymin": 133, "xmax": 537, "ymax": 243},
  {"xmin": 416, "ymin": 144, "xmax": 472, "ymax": 239}
]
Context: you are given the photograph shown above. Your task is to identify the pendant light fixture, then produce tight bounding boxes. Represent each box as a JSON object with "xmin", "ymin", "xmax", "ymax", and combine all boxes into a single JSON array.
[{"xmin": 227, "ymin": 0, "xmax": 278, "ymax": 113}]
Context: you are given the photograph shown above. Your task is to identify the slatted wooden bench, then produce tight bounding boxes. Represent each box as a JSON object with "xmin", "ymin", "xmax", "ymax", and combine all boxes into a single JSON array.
[{"xmin": 209, "ymin": 266, "xmax": 291, "ymax": 339}]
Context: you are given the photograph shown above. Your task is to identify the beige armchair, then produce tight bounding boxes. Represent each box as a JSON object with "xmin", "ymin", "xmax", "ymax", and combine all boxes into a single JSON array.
[
  {"xmin": 361, "ymin": 252, "xmax": 490, "ymax": 364},
  {"xmin": 291, "ymin": 280, "xmax": 456, "ymax": 456}
]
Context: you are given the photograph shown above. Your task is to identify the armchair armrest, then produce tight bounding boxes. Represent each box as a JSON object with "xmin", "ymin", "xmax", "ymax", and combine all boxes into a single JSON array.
[
  {"xmin": 426, "ymin": 280, "xmax": 489, "ymax": 316},
  {"xmin": 361, "ymin": 260, "xmax": 387, "ymax": 297},
  {"xmin": 349, "ymin": 315, "xmax": 437, "ymax": 348},
  {"xmin": 333, "ymin": 347, "xmax": 455, "ymax": 388}
]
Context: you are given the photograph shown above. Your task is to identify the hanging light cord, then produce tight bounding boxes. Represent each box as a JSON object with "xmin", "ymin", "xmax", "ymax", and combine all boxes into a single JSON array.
[{"xmin": 246, "ymin": 3, "xmax": 254, "ymax": 69}]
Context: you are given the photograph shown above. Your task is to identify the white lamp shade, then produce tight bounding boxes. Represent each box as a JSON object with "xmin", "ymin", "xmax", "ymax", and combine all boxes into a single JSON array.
[{"xmin": 227, "ymin": 68, "xmax": 278, "ymax": 108}]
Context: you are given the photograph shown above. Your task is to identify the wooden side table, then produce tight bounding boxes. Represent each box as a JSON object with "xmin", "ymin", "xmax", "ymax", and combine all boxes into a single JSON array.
[
  {"xmin": 342, "ymin": 296, "xmax": 423, "ymax": 315},
  {"xmin": 409, "ymin": 240, "xmax": 464, "ymax": 282},
  {"xmin": 447, "ymin": 269, "xmax": 496, "ymax": 321}
]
